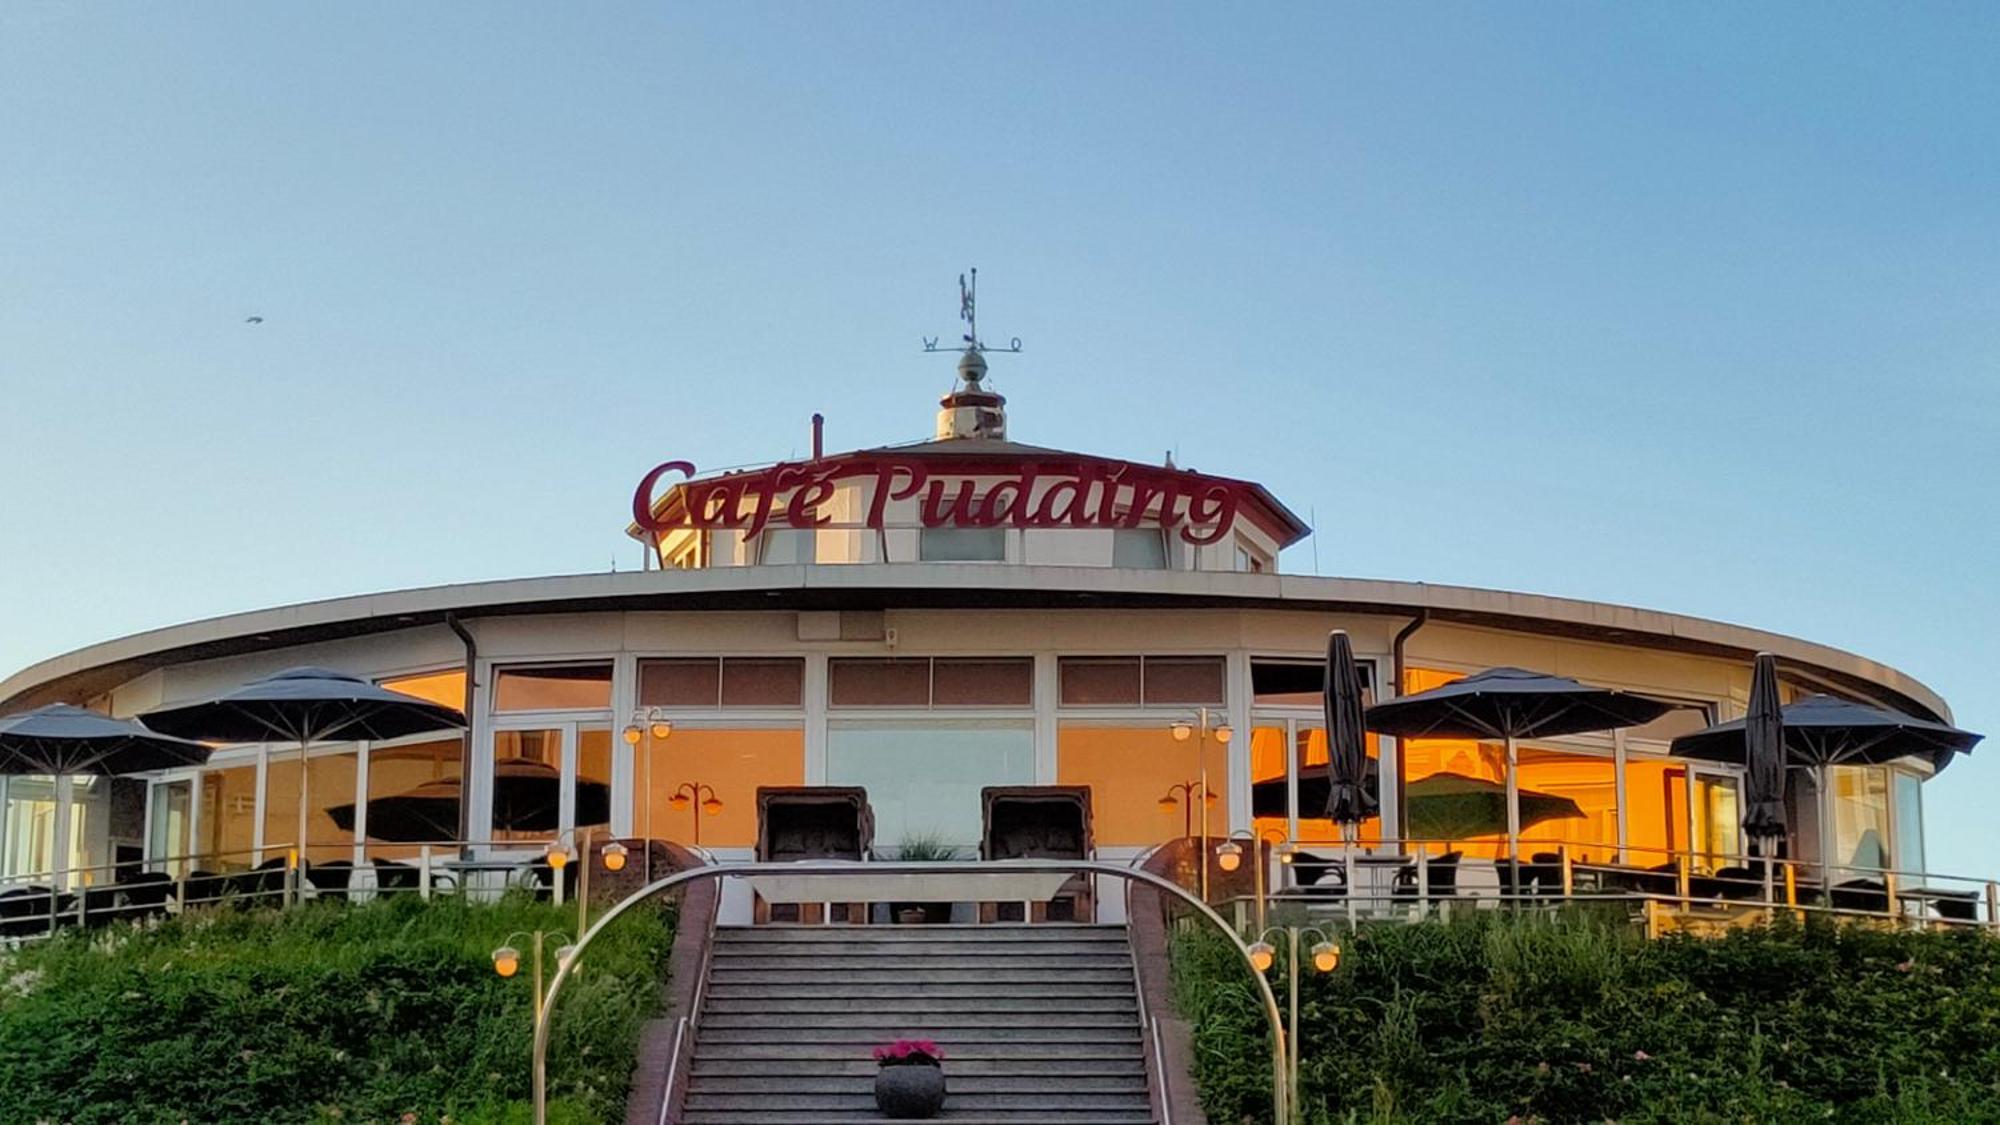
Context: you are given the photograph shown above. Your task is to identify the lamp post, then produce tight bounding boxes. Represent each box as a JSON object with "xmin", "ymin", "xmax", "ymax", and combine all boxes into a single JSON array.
[
  {"xmin": 1249, "ymin": 923, "xmax": 1341, "ymax": 1121},
  {"xmin": 668, "ymin": 781, "xmax": 724, "ymax": 847},
  {"xmin": 546, "ymin": 825, "xmax": 630, "ymax": 935},
  {"xmin": 1217, "ymin": 828, "xmax": 1296, "ymax": 932},
  {"xmin": 1169, "ymin": 707, "xmax": 1233, "ymax": 901},
  {"xmin": 622, "ymin": 709, "xmax": 675, "ymax": 881},
  {"xmin": 492, "ymin": 929, "xmax": 576, "ymax": 1041}
]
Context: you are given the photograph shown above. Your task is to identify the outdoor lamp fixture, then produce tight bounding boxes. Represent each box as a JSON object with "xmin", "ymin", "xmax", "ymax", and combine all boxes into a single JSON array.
[
  {"xmin": 600, "ymin": 840, "xmax": 629, "ymax": 873},
  {"xmin": 493, "ymin": 929, "xmax": 574, "ymax": 1037},
  {"xmin": 648, "ymin": 710, "xmax": 673, "ymax": 741},
  {"xmin": 1167, "ymin": 706, "xmax": 1233, "ymax": 902},
  {"xmin": 621, "ymin": 721, "xmax": 643, "ymax": 746},
  {"xmin": 1219, "ymin": 828, "xmax": 1293, "ymax": 930},
  {"xmin": 667, "ymin": 781, "xmax": 723, "ymax": 846},
  {"xmin": 1252, "ymin": 923, "xmax": 1342, "ymax": 1116},
  {"xmin": 1216, "ymin": 837, "xmax": 1244, "ymax": 873}
]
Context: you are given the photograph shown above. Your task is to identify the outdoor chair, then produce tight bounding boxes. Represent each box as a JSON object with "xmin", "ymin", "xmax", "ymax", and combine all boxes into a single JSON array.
[
  {"xmin": 1392, "ymin": 850, "xmax": 1462, "ymax": 900},
  {"xmin": 371, "ymin": 859, "xmax": 421, "ymax": 894},
  {"xmin": 1289, "ymin": 852, "xmax": 1348, "ymax": 898},
  {"xmin": 181, "ymin": 869, "xmax": 232, "ymax": 908},
  {"xmin": 114, "ymin": 872, "xmax": 176, "ymax": 919},
  {"xmin": 755, "ymin": 786, "xmax": 874, "ymax": 924},
  {"xmin": 1709, "ymin": 862, "xmax": 1769, "ymax": 902},
  {"xmin": 0, "ymin": 886, "xmax": 68, "ymax": 937},
  {"xmin": 1829, "ymin": 879, "xmax": 1891, "ymax": 915},
  {"xmin": 226, "ymin": 857, "xmax": 289, "ymax": 905},
  {"xmin": 80, "ymin": 882, "xmax": 123, "ymax": 928},
  {"xmin": 304, "ymin": 860, "xmax": 355, "ymax": 900},
  {"xmin": 980, "ymin": 786, "xmax": 1093, "ymax": 923}
]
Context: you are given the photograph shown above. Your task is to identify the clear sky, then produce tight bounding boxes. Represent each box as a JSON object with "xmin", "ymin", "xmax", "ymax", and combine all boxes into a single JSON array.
[{"xmin": 2, "ymin": 6, "xmax": 1995, "ymax": 870}]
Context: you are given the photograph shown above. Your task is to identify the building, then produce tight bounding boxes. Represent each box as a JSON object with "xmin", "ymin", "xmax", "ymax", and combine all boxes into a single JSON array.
[{"xmin": 0, "ymin": 342, "xmax": 1955, "ymax": 917}]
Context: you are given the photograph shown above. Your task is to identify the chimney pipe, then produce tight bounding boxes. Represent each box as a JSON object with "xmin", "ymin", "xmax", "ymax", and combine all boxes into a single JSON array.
[{"xmin": 811, "ymin": 413, "xmax": 824, "ymax": 460}]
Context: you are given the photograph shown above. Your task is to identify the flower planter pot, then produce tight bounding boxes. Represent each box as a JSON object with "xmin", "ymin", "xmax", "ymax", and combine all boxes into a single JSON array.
[
  {"xmin": 874, "ymin": 1062, "xmax": 946, "ymax": 1118},
  {"xmin": 891, "ymin": 902, "xmax": 953, "ymax": 924}
]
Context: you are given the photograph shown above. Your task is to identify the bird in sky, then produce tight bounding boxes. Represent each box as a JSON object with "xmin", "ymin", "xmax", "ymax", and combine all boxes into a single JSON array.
[{"xmin": 244, "ymin": 316, "xmax": 264, "ymax": 325}]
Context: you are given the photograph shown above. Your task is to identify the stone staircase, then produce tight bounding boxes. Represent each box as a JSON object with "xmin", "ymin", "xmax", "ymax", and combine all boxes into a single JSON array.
[{"xmin": 679, "ymin": 924, "xmax": 1157, "ymax": 1124}]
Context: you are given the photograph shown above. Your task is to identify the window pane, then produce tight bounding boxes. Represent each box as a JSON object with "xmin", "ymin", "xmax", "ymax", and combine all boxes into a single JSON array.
[
  {"xmin": 493, "ymin": 729, "xmax": 562, "ymax": 843},
  {"xmin": 263, "ymin": 749, "xmax": 359, "ymax": 865},
  {"xmin": 1250, "ymin": 725, "xmax": 1288, "ymax": 845},
  {"xmin": 1893, "ymin": 772, "xmax": 1925, "ymax": 875},
  {"xmin": 828, "ymin": 659, "xmax": 930, "ymax": 707},
  {"xmin": 1059, "ymin": 658, "xmax": 1141, "ymax": 706},
  {"xmin": 640, "ymin": 659, "xmax": 721, "ymax": 708},
  {"xmin": 758, "ymin": 528, "xmax": 815, "ymax": 565},
  {"xmin": 827, "ymin": 721, "xmax": 1034, "ymax": 849},
  {"xmin": 1401, "ymin": 734, "xmax": 1509, "ymax": 860},
  {"xmin": 1143, "ymin": 657, "xmax": 1225, "ymax": 706},
  {"xmin": 1691, "ymin": 773, "xmax": 1743, "ymax": 874},
  {"xmin": 1832, "ymin": 765, "xmax": 1891, "ymax": 876},
  {"xmin": 1623, "ymin": 756, "xmax": 1689, "ymax": 869},
  {"xmin": 1057, "ymin": 722, "xmax": 1227, "ymax": 846},
  {"xmin": 919, "ymin": 526, "xmax": 1005, "ymax": 562},
  {"xmin": 1622, "ymin": 704, "xmax": 1712, "ymax": 746},
  {"xmin": 494, "ymin": 664, "xmax": 612, "ymax": 711},
  {"xmin": 1111, "ymin": 528, "xmax": 1167, "ymax": 569},
  {"xmin": 2, "ymin": 776, "xmax": 59, "ymax": 880},
  {"xmin": 577, "ymin": 729, "xmax": 612, "ymax": 833},
  {"xmin": 634, "ymin": 728, "xmax": 804, "ymax": 849},
  {"xmin": 1252, "ymin": 662, "xmax": 1322, "ymax": 708},
  {"xmin": 380, "ymin": 669, "xmax": 466, "ymax": 712},
  {"xmin": 720, "ymin": 658, "xmax": 805, "ymax": 708},
  {"xmin": 1511, "ymin": 746, "xmax": 1618, "ymax": 865},
  {"xmin": 150, "ymin": 780, "xmax": 193, "ymax": 878},
  {"xmin": 363, "ymin": 738, "xmax": 461, "ymax": 856},
  {"xmin": 932, "ymin": 658, "xmax": 1033, "ymax": 707},
  {"xmin": 1292, "ymin": 725, "xmax": 1383, "ymax": 848},
  {"xmin": 197, "ymin": 762, "xmax": 259, "ymax": 872}
]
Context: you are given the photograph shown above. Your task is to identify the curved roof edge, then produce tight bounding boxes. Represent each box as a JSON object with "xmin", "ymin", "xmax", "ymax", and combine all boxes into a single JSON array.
[{"xmin": 0, "ymin": 565, "xmax": 1950, "ymax": 722}]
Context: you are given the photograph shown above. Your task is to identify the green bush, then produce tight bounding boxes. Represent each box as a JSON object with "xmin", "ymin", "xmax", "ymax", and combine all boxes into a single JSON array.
[
  {"xmin": 1172, "ymin": 911, "xmax": 2000, "ymax": 1124},
  {"xmin": 0, "ymin": 894, "xmax": 673, "ymax": 1124}
]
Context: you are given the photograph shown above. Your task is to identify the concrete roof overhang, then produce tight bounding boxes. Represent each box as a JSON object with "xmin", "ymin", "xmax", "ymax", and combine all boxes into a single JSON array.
[{"xmin": 0, "ymin": 566, "xmax": 1951, "ymax": 722}]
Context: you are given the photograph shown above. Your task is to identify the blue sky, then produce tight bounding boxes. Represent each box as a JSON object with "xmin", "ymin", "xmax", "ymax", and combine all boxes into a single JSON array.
[{"xmin": 2, "ymin": 6, "xmax": 1995, "ymax": 870}]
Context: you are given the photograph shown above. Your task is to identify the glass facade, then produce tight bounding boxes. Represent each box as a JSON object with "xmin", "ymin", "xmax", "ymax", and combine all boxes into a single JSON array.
[
  {"xmin": 634, "ymin": 727, "xmax": 804, "ymax": 849},
  {"xmin": 827, "ymin": 721, "xmax": 1034, "ymax": 849},
  {"xmin": 1831, "ymin": 765, "xmax": 1892, "ymax": 876},
  {"xmin": 1058, "ymin": 723, "xmax": 1228, "ymax": 847}
]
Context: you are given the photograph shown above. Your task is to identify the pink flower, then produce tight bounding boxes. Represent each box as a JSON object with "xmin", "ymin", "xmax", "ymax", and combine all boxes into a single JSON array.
[
  {"xmin": 873, "ymin": 1039, "xmax": 945, "ymax": 1066},
  {"xmin": 1633, "ymin": 1050, "xmax": 1652, "ymax": 1062}
]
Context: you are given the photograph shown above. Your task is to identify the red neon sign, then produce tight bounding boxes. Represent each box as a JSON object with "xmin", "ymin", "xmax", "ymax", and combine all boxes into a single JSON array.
[{"xmin": 633, "ymin": 455, "xmax": 1246, "ymax": 545}]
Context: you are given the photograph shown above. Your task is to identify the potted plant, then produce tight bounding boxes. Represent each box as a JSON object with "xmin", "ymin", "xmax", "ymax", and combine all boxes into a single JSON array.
[
  {"xmin": 880, "ymin": 832, "xmax": 960, "ymax": 923},
  {"xmin": 873, "ymin": 1039, "xmax": 946, "ymax": 1118}
]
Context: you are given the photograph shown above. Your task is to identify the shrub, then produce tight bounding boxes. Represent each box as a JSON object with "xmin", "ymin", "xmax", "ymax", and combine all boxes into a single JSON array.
[
  {"xmin": 1171, "ymin": 910, "xmax": 2000, "ymax": 1124},
  {"xmin": 0, "ymin": 894, "xmax": 673, "ymax": 1124}
]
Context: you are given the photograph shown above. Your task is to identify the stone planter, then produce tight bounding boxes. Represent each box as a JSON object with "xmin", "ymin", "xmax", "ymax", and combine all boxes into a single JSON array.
[{"xmin": 874, "ymin": 1062, "xmax": 946, "ymax": 1118}]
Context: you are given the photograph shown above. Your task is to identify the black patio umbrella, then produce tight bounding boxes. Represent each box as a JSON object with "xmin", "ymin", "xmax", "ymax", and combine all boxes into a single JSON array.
[
  {"xmin": 143, "ymin": 667, "xmax": 465, "ymax": 860},
  {"xmin": 326, "ymin": 758, "xmax": 611, "ymax": 842},
  {"xmin": 0, "ymin": 703, "xmax": 213, "ymax": 776},
  {"xmin": 1366, "ymin": 667, "xmax": 1675, "ymax": 858},
  {"xmin": 1672, "ymin": 691, "xmax": 1980, "ymax": 888},
  {"xmin": 1252, "ymin": 759, "xmax": 1380, "ymax": 820},
  {"xmin": 1742, "ymin": 652, "xmax": 1787, "ymax": 842},
  {"xmin": 1323, "ymin": 630, "xmax": 1377, "ymax": 837}
]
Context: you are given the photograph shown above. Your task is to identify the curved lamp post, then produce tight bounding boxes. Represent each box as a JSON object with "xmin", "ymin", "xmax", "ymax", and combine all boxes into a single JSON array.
[
  {"xmin": 1217, "ymin": 827, "xmax": 1296, "ymax": 931},
  {"xmin": 493, "ymin": 928, "xmax": 576, "ymax": 1041},
  {"xmin": 528, "ymin": 859, "xmax": 1296, "ymax": 1125},
  {"xmin": 1251, "ymin": 922, "xmax": 1342, "ymax": 1119}
]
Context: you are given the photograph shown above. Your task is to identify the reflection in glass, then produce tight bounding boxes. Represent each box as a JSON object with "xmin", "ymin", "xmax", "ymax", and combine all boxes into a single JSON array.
[
  {"xmin": 829, "ymin": 722, "xmax": 1033, "ymax": 850},
  {"xmin": 634, "ymin": 727, "xmax": 803, "ymax": 848},
  {"xmin": 1691, "ymin": 773, "xmax": 1743, "ymax": 874},
  {"xmin": 1058, "ymin": 723, "xmax": 1227, "ymax": 847},
  {"xmin": 1832, "ymin": 765, "xmax": 1891, "ymax": 876},
  {"xmin": 264, "ymin": 749, "xmax": 359, "ymax": 864},
  {"xmin": 493, "ymin": 664, "xmax": 613, "ymax": 711},
  {"xmin": 1510, "ymin": 747, "xmax": 1617, "ymax": 864},
  {"xmin": 198, "ymin": 762, "xmax": 260, "ymax": 871},
  {"xmin": 360, "ymin": 738, "xmax": 461, "ymax": 858},
  {"xmin": 1893, "ymin": 771, "xmax": 1925, "ymax": 876},
  {"xmin": 492, "ymin": 730, "xmax": 562, "ymax": 843}
]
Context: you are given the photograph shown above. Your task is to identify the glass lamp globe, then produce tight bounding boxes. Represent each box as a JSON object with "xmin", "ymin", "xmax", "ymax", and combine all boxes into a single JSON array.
[
  {"xmin": 1248, "ymin": 941, "xmax": 1276, "ymax": 973},
  {"xmin": 621, "ymin": 724, "xmax": 643, "ymax": 746},
  {"xmin": 601, "ymin": 841, "xmax": 629, "ymax": 872},
  {"xmin": 1170, "ymin": 721, "xmax": 1193, "ymax": 742},
  {"xmin": 1215, "ymin": 725, "xmax": 1234, "ymax": 744},
  {"xmin": 1312, "ymin": 941, "xmax": 1341, "ymax": 974},
  {"xmin": 1215, "ymin": 839, "xmax": 1243, "ymax": 872},
  {"xmin": 491, "ymin": 946, "xmax": 521, "ymax": 978},
  {"xmin": 650, "ymin": 716, "xmax": 673, "ymax": 740},
  {"xmin": 547, "ymin": 846, "xmax": 571, "ymax": 871},
  {"xmin": 701, "ymin": 796, "xmax": 724, "ymax": 816}
]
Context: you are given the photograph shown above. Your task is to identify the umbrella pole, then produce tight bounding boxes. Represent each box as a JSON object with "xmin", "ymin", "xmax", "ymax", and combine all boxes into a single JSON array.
[
  {"xmin": 1819, "ymin": 764, "xmax": 1834, "ymax": 905},
  {"xmin": 297, "ymin": 738, "xmax": 311, "ymax": 906},
  {"xmin": 1505, "ymin": 734, "xmax": 1521, "ymax": 902}
]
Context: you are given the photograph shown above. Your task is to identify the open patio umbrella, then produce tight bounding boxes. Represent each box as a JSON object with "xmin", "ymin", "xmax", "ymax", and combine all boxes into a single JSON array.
[
  {"xmin": 0, "ymin": 704, "xmax": 212, "ymax": 776},
  {"xmin": 1366, "ymin": 667, "xmax": 1674, "ymax": 859},
  {"xmin": 1672, "ymin": 692, "xmax": 1981, "ymax": 889},
  {"xmin": 326, "ymin": 759, "xmax": 611, "ymax": 842},
  {"xmin": 1323, "ymin": 630, "xmax": 1376, "ymax": 838},
  {"xmin": 1403, "ymin": 771, "xmax": 1585, "ymax": 842},
  {"xmin": 143, "ymin": 668, "xmax": 465, "ymax": 866}
]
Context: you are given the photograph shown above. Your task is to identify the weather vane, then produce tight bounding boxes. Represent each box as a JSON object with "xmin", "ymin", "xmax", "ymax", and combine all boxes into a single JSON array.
[{"xmin": 922, "ymin": 267, "xmax": 1022, "ymax": 355}]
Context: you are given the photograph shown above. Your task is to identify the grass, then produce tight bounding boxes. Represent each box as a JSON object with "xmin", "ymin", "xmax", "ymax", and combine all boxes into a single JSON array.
[
  {"xmin": 0, "ymin": 893, "xmax": 673, "ymax": 1124},
  {"xmin": 1171, "ymin": 910, "xmax": 2000, "ymax": 1124}
]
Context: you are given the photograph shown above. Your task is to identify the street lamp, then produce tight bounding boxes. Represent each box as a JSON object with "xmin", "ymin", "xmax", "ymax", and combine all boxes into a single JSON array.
[
  {"xmin": 1251, "ymin": 923, "xmax": 1342, "ymax": 1118},
  {"xmin": 1168, "ymin": 706, "xmax": 1232, "ymax": 901},
  {"xmin": 546, "ymin": 825, "xmax": 625, "ymax": 935},
  {"xmin": 493, "ymin": 929, "xmax": 576, "ymax": 1039},
  {"xmin": 668, "ymin": 781, "xmax": 724, "ymax": 846},
  {"xmin": 631, "ymin": 709, "xmax": 675, "ymax": 881},
  {"xmin": 1218, "ymin": 828, "xmax": 1294, "ymax": 931}
]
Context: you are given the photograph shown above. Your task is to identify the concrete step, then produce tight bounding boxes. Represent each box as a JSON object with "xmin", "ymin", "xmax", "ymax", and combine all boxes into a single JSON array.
[
  {"xmin": 703, "ymin": 979, "xmax": 1137, "ymax": 999},
  {"xmin": 692, "ymin": 1042, "xmax": 1146, "ymax": 1062},
  {"xmin": 706, "ymin": 966, "xmax": 1138, "ymax": 985},
  {"xmin": 709, "ymin": 952, "xmax": 1134, "ymax": 971},
  {"xmin": 701, "ymin": 1010, "xmax": 1139, "ymax": 1031},
  {"xmin": 686, "ymin": 1092, "xmax": 1150, "ymax": 1112},
  {"xmin": 696, "ymin": 1025, "xmax": 1142, "ymax": 1045},
  {"xmin": 682, "ymin": 1114, "xmax": 1154, "ymax": 1125},
  {"xmin": 692, "ymin": 1057, "xmax": 1147, "ymax": 1078},
  {"xmin": 703, "ymin": 995, "xmax": 1138, "ymax": 1014},
  {"xmin": 716, "ymin": 924, "xmax": 1127, "ymax": 942},
  {"xmin": 687, "ymin": 1072, "xmax": 1147, "ymax": 1092}
]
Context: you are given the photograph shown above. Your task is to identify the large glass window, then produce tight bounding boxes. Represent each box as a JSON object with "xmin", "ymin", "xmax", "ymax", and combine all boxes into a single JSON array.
[
  {"xmin": 757, "ymin": 528, "xmax": 816, "ymax": 565},
  {"xmin": 827, "ymin": 721, "xmax": 1033, "ymax": 850},
  {"xmin": 2, "ymin": 776, "xmax": 58, "ymax": 881},
  {"xmin": 828, "ymin": 658, "xmax": 1032, "ymax": 709},
  {"xmin": 263, "ymin": 749, "xmax": 359, "ymax": 864},
  {"xmin": 634, "ymin": 727, "xmax": 804, "ymax": 849},
  {"xmin": 1111, "ymin": 528, "xmax": 1168, "ymax": 569},
  {"xmin": 919, "ymin": 527, "xmax": 1005, "ymax": 562},
  {"xmin": 1893, "ymin": 771, "xmax": 1926, "ymax": 876},
  {"xmin": 1622, "ymin": 755, "xmax": 1687, "ymax": 869},
  {"xmin": 491, "ymin": 729, "xmax": 563, "ymax": 843},
  {"xmin": 197, "ymin": 760, "xmax": 260, "ymax": 871},
  {"xmin": 576, "ymin": 728, "xmax": 612, "ymax": 836},
  {"xmin": 1831, "ymin": 765, "xmax": 1891, "ymax": 876},
  {"xmin": 361, "ymin": 738, "xmax": 462, "ymax": 856},
  {"xmin": 493, "ymin": 663, "xmax": 613, "ymax": 712},
  {"xmin": 149, "ymin": 779, "xmax": 193, "ymax": 878},
  {"xmin": 1057, "ymin": 722, "xmax": 1228, "ymax": 847},
  {"xmin": 1058, "ymin": 656, "xmax": 1225, "ymax": 707},
  {"xmin": 380, "ymin": 669, "xmax": 467, "ymax": 711},
  {"xmin": 1690, "ymin": 771, "xmax": 1743, "ymax": 873},
  {"xmin": 640, "ymin": 658, "xmax": 805, "ymax": 709},
  {"xmin": 1511, "ymin": 747, "xmax": 1618, "ymax": 864}
]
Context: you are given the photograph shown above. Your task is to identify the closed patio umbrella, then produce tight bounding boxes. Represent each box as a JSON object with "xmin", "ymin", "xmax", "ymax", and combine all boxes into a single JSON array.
[
  {"xmin": 1322, "ymin": 631, "xmax": 1376, "ymax": 839},
  {"xmin": 143, "ymin": 668, "xmax": 464, "ymax": 875},
  {"xmin": 1672, "ymin": 692, "xmax": 1981, "ymax": 890},
  {"xmin": 1743, "ymin": 654, "xmax": 1786, "ymax": 902},
  {"xmin": 1366, "ymin": 667, "xmax": 1675, "ymax": 862}
]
